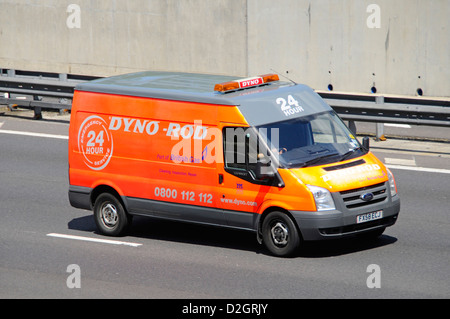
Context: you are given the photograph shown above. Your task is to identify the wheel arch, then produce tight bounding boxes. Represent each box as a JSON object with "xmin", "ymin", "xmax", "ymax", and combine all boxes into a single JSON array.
[
  {"xmin": 90, "ymin": 184, "xmax": 128, "ymax": 212},
  {"xmin": 256, "ymin": 205, "xmax": 303, "ymax": 243}
]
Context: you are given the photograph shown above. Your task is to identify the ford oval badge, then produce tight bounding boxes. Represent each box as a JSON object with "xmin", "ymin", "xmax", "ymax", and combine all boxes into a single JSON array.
[{"xmin": 360, "ymin": 192, "xmax": 374, "ymax": 202}]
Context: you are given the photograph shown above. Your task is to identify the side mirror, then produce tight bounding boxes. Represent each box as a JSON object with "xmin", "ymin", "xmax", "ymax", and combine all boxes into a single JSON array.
[{"xmin": 362, "ymin": 136, "xmax": 370, "ymax": 151}]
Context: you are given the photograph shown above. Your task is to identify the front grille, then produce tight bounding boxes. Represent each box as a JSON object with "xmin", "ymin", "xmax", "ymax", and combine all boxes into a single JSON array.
[{"xmin": 339, "ymin": 182, "xmax": 387, "ymax": 209}]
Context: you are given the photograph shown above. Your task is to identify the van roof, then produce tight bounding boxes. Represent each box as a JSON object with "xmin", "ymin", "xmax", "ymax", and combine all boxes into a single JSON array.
[
  {"xmin": 75, "ymin": 71, "xmax": 289, "ymax": 105},
  {"xmin": 75, "ymin": 71, "xmax": 332, "ymax": 126}
]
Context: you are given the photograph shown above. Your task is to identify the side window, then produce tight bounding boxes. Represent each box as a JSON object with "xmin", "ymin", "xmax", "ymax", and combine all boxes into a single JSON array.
[
  {"xmin": 223, "ymin": 127, "xmax": 248, "ymax": 171},
  {"xmin": 223, "ymin": 127, "xmax": 270, "ymax": 184}
]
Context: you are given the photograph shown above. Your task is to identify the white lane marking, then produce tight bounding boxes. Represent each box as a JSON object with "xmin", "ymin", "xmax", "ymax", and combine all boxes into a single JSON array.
[
  {"xmin": 384, "ymin": 123, "xmax": 412, "ymax": 128},
  {"xmin": 0, "ymin": 129, "xmax": 68, "ymax": 140},
  {"xmin": 46, "ymin": 233, "xmax": 142, "ymax": 247},
  {"xmin": 386, "ymin": 164, "xmax": 450, "ymax": 175},
  {"xmin": 385, "ymin": 157, "xmax": 416, "ymax": 166}
]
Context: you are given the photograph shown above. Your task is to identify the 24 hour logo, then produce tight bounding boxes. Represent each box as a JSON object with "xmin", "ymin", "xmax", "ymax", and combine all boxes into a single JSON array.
[{"xmin": 78, "ymin": 115, "xmax": 113, "ymax": 171}]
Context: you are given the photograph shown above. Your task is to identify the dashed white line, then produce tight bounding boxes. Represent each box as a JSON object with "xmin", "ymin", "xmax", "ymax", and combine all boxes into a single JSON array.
[
  {"xmin": 46, "ymin": 233, "xmax": 142, "ymax": 247},
  {"xmin": 385, "ymin": 157, "xmax": 416, "ymax": 166},
  {"xmin": 386, "ymin": 164, "xmax": 450, "ymax": 175},
  {"xmin": 0, "ymin": 129, "xmax": 68, "ymax": 139}
]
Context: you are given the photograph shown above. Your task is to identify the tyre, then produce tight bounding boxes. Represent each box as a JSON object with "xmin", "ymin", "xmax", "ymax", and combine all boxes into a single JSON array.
[
  {"xmin": 262, "ymin": 211, "xmax": 301, "ymax": 257},
  {"xmin": 93, "ymin": 193, "xmax": 131, "ymax": 236}
]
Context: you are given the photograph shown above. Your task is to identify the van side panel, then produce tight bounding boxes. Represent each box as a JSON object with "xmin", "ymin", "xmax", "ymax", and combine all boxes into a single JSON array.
[{"xmin": 69, "ymin": 91, "xmax": 249, "ymax": 226}]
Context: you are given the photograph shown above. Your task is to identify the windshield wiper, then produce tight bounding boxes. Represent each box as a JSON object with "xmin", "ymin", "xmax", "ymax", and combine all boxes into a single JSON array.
[
  {"xmin": 338, "ymin": 147, "xmax": 363, "ymax": 162},
  {"xmin": 297, "ymin": 148, "xmax": 363, "ymax": 167},
  {"xmin": 296, "ymin": 153, "xmax": 340, "ymax": 168}
]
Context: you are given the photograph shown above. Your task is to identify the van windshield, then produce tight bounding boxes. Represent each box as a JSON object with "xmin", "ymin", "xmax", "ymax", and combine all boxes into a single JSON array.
[{"xmin": 257, "ymin": 111, "xmax": 366, "ymax": 168}]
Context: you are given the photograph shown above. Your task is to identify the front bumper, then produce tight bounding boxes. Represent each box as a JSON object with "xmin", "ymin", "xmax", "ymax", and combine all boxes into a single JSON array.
[{"xmin": 291, "ymin": 192, "xmax": 400, "ymax": 241}]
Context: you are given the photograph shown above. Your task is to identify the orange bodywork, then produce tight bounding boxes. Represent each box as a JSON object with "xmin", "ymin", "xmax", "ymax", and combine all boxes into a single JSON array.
[
  {"xmin": 69, "ymin": 90, "xmax": 388, "ymax": 215},
  {"xmin": 68, "ymin": 72, "xmax": 400, "ymax": 243},
  {"xmin": 69, "ymin": 91, "xmax": 310, "ymax": 213}
]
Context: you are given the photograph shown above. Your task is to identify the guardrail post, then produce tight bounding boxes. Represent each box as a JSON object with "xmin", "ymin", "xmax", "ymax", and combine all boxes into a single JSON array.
[
  {"xmin": 33, "ymin": 95, "xmax": 43, "ymax": 120},
  {"xmin": 59, "ymin": 73, "xmax": 68, "ymax": 81},
  {"xmin": 375, "ymin": 96, "xmax": 386, "ymax": 141}
]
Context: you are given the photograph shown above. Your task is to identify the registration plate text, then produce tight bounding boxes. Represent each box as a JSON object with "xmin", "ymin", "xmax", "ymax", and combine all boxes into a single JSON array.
[{"xmin": 357, "ymin": 210, "xmax": 383, "ymax": 224}]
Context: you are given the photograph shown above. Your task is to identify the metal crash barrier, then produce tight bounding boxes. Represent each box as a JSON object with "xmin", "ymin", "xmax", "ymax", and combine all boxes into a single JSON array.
[
  {"xmin": 0, "ymin": 69, "xmax": 97, "ymax": 119},
  {"xmin": 1, "ymin": 69, "xmax": 449, "ymax": 138},
  {"xmin": 318, "ymin": 92, "xmax": 450, "ymax": 139}
]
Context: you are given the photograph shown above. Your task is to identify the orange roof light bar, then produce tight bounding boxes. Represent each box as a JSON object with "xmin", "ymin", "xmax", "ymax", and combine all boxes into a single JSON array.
[
  {"xmin": 214, "ymin": 81, "xmax": 240, "ymax": 92},
  {"xmin": 261, "ymin": 73, "xmax": 280, "ymax": 83},
  {"xmin": 214, "ymin": 73, "xmax": 280, "ymax": 92}
]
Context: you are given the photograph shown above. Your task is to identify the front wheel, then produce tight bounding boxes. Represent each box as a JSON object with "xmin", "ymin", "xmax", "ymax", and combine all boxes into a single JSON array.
[
  {"xmin": 262, "ymin": 211, "xmax": 301, "ymax": 257},
  {"xmin": 93, "ymin": 193, "xmax": 131, "ymax": 236}
]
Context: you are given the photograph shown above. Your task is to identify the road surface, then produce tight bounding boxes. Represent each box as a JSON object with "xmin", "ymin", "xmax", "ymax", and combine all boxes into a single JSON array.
[{"xmin": 1, "ymin": 110, "xmax": 449, "ymax": 301}]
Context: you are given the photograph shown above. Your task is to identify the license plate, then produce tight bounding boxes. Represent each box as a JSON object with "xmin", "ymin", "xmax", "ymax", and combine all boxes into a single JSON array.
[{"xmin": 357, "ymin": 210, "xmax": 383, "ymax": 224}]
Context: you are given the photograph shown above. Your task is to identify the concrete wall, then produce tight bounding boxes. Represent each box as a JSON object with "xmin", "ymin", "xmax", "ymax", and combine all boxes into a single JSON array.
[
  {"xmin": 0, "ymin": 0, "xmax": 448, "ymax": 98},
  {"xmin": 247, "ymin": 0, "xmax": 449, "ymax": 98}
]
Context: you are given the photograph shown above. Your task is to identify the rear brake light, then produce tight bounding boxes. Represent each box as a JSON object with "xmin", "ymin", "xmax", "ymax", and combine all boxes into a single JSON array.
[{"xmin": 214, "ymin": 73, "xmax": 279, "ymax": 92}]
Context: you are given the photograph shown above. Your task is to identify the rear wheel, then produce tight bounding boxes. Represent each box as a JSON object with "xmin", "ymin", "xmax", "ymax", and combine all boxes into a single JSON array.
[
  {"xmin": 262, "ymin": 211, "xmax": 301, "ymax": 257},
  {"xmin": 93, "ymin": 193, "xmax": 131, "ymax": 236}
]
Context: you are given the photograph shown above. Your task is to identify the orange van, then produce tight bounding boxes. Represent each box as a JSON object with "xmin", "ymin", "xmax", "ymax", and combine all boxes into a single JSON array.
[{"xmin": 68, "ymin": 71, "xmax": 400, "ymax": 256}]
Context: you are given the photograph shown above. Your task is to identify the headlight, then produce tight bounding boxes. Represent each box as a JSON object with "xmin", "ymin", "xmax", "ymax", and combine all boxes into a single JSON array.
[
  {"xmin": 387, "ymin": 168, "xmax": 397, "ymax": 197},
  {"xmin": 307, "ymin": 185, "xmax": 336, "ymax": 211}
]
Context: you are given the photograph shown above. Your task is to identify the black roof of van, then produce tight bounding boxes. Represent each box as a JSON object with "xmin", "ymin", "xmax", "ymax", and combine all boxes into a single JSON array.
[{"xmin": 75, "ymin": 71, "xmax": 332, "ymax": 126}]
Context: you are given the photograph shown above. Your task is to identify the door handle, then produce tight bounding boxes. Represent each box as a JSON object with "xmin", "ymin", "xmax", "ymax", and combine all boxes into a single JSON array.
[{"xmin": 218, "ymin": 174, "xmax": 224, "ymax": 184}]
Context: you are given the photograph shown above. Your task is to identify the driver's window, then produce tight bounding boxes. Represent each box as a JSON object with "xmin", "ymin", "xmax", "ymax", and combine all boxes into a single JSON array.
[
  {"xmin": 223, "ymin": 127, "xmax": 260, "ymax": 174},
  {"xmin": 224, "ymin": 127, "xmax": 247, "ymax": 170}
]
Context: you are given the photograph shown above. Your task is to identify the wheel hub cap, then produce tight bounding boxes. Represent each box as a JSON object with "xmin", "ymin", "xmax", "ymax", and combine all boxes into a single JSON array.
[
  {"xmin": 271, "ymin": 222, "xmax": 289, "ymax": 246},
  {"xmin": 101, "ymin": 203, "xmax": 118, "ymax": 228}
]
